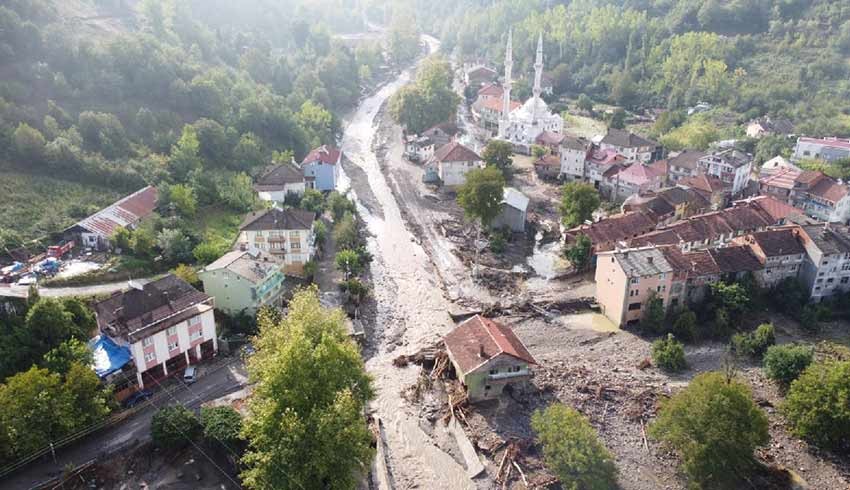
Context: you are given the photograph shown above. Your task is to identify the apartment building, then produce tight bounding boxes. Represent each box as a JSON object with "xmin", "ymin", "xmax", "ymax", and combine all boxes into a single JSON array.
[
  {"xmin": 238, "ymin": 208, "xmax": 317, "ymax": 275},
  {"xmin": 94, "ymin": 275, "xmax": 217, "ymax": 389},
  {"xmin": 696, "ymin": 149, "xmax": 753, "ymax": 196}
]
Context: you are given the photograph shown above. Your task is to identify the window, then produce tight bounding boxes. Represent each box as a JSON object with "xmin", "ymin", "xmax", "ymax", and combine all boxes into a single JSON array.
[
  {"xmin": 828, "ymin": 278, "xmax": 835, "ymax": 283},
  {"xmin": 168, "ymin": 341, "xmax": 179, "ymax": 351},
  {"xmin": 485, "ymin": 385, "xmax": 491, "ymax": 391},
  {"xmin": 191, "ymin": 330, "xmax": 203, "ymax": 341},
  {"xmin": 630, "ymin": 278, "xmax": 640, "ymax": 284},
  {"xmin": 628, "ymin": 302, "xmax": 641, "ymax": 311},
  {"xmin": 144, "ymin": 352, "xmax": 155, "ymax": 362},
  {"xmin": 142, "ymin": 337, "xmax": 153, "ymax": 347},
  {"xmin": 489, "ymin": 369, "xmax": 497, "ymax": 375},
  {"xmin": 766, "ymin": 269, "xmax": 772, "ymax": 274},
  {"xmin": 817, "ymin": 278, "xmax": 823, "ymax": 284},
  {"xmin": 188, "ymin": 316, "xmax": 201, "ymax": 327},
  {"xmin": 167, "ymin": 326, "xmax": 177, "ymax": 336},
  {"xmin": 841, "ymin": 277, "xmax": 849, "ymax": 284}
]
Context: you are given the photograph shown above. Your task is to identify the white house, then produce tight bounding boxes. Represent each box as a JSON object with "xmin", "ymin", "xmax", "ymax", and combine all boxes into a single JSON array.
[
  {"xmin": 430, "ymin": 141, "xmax": 484, "ymax": 187},
  {"xmin": 492, "ymin": 187, "xmax": 530, "ymax": 232},
  {"xmin": 697, "ymin": 149, "xmax": 753, "ymax": 196},
  {"xmin": 254, "ymin": 164, "xmax": 308, "ymax": 203},
  {"xmin": 238, "ymin": 208, "xmax": 317, "ymax": 276},
  {"xmin": 93, "ymin": 275, "xmax": 217, "ymax": 389},
  {"xmin": 559, "ymin": 135, "xmax": 591, "ymax": 181}
]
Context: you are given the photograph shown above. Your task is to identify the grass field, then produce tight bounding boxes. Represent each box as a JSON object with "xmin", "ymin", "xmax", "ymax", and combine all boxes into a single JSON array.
[
  {"xmin": 195, "ymin": 204, "xmax": 245, "ymax": 250},
  {"xmin": 0, "ymin": 170, "xmax": 123, "ymax": 248}
]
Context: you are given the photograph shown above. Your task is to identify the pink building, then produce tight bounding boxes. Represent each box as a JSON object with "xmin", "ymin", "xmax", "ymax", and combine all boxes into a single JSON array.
[{"xmin": 94, "ymin": 275, "xmax": 217, "ymax": 389}]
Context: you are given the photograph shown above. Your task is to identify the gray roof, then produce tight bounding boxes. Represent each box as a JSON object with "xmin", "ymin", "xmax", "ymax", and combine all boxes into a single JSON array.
[
  {"xmin": 502, "ymin": 187, "xmax": 529, "ymax": 211},
  {"xmin": 601, "ymin": 128, "xmax": 658, "ymax": 149},
  {"xmin": 702, "ymin": 148, "xmax": 752, "ymax": 169},
  {"xmin": 668, "ymin": 150, "xmax": 706, "ymax": 170},
  {"xmin": 202, "ymin": 249, "xmax": 282, "ymax": 284},
  {"xmin": 802, "ymin": 224, "xmax": 850, "ymax": 255},
  {"xmin": 612, "ymin": 247, "xmax": 674, "ymax": 277},
  {"xmin": 240, "ymin": 208, "xmax": 316, "ymax": 232},
  {"xmin": 254, "ymin": 164, "xmax": 304, "ymax": 191},
  {"xmin": 560, "ymin": 135, "xmax": 590, "ymax": 152}
]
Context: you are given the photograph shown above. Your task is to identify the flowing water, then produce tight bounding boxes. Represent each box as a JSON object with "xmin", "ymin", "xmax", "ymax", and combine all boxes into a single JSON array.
[{"xmin": 338, "ymin": 36, "xmax": 476, "ymax": 489}]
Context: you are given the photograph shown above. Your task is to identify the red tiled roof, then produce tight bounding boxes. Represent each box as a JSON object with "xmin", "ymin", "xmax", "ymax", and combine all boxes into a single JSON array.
[
  {"xmin": 444, "ymin": 315, "xmax": 537, "ymax": 375},
  {"xmin": 759, "ymin": 166, "xmax": 800, "ymax": 190},
  {"xmin": 737, "ymin": 195, "xmax": 803, "ymax": 222},
  {"xmin": 795, "ymin": 170, "xmax": 824, "ymax": 185},
  {"xmin": 433, "ymin": 141, "xmax": 481, "ymax": 163},
  {"xmin": 707, "ymin": 246, "xmax": 763, "ymax": 273},
  {"xmin": 535, "ymin": 131, "xmax": 565, "ymax": 146},
  {"xmin": 473, "ymin": 96, "xmax": 521, "ymax": 113},
  {"xmin": 747, "ymin": 229, "xmax": 805, "ymax": 257},
  {"xmin": 809, "ymin": 178, "xmax": 849, "ymax": 203},
  {"xmin": 587, "ymin": 148, "xmax": 626, "ymax": 166},
  {"xmin": 302, "ymin": 145, "xmax": 341, "ymax": 165},
  {"xmin": 615, "ymin": 161, "xmax": 667, "ymax": 186},
  {"xmin": 68, "ymin": 186, "xmax": 158, "ymax": 238},
  {"xmin": 477, "ymin": 83, "xmax": 502, "ymax": 97},
  {"xmin": 567, "ymin": 212, "xmax": 657, "ymax": 249},
  {"xmin": 681, "ymin": 173, "xmax": 726, "ymax": 193}
]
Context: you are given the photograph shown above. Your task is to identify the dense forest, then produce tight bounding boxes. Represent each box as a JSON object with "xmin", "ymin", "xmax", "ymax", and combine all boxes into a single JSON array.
[
  {"xmin": 412, "ymin": 0, "xmax": 850, "ymax": 137},
  {"xmin": 0, "ymin": 0, "xmax": 385, "ymax": 248}
]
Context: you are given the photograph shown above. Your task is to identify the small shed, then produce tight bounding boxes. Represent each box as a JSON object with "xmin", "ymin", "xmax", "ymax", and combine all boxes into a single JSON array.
[{"xmin": 492, "ymin": 187, "xmax": 530, "ymax": 233}]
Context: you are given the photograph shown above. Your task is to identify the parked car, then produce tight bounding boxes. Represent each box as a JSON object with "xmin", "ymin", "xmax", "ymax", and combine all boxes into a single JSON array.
[
  {"xmin": 123, "ymin": 389, "xmax": 153, "ymax": 408},
  {"xmin": 183, "ymin": 366, "xmax": 197, "ymax": 384}
]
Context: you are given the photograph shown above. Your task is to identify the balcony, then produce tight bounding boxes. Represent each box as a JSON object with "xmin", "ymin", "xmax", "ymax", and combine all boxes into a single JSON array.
[{"xmin": 488, "ymin": 369, "xmax": 529, "ymax": 380}]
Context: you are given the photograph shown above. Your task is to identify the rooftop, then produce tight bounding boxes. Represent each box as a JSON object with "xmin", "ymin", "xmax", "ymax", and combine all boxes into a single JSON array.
[
  {"xmin": 67, "ymin": 186, "xmax": 158, "ymax": 238},
  {"xmin": 240, "ymin": 208, "xmax": 316, "ymax": 232},
  {"xmin": 668, "ymin": 149, "xmax": 706, "ymax": 171},
  {"xmin": 758, "ymin": 166, "xmax": 801, "ymax": 190},
  {"xmin": 503, "ymin": 187, "xmax": 530, "ymax": 211},
  {"xmin": 601, "ymin": 128, "xmax": 658, "ymax": 149},
  {"xmin": 444, "ymin": 315, "xmax": 537, "ymax": 375},
  {"xmin": 561, "ymin": 135, "xmax": 591, "ymax": 152},
  {"xmin": 535, "ymin": 130, "xmax": 565, "ymax": 146},
  {"xmin": 747, "ymin": 229, "xmax": 805, "ymax": 257},
  {"xmin": 477, "ymin": 83, "xmax": 502, "ymax": 97},
  {"xmin": 567, "ymin": 211, "xmax": 657, "ymax": 248},
  {"xmin": 254, "ymin": 164, "xmax": 304, "ymax": 191},
  {"xmin": 94, "ymin": 275, "xmax": 211, "ymax": 343},
  {"xmin": 800, "ymin": 224, "xmax": 850, "ymax": 255},
  {"xmin": 798, "ymin": 137, "xmax": 850, "ymax": 151},
  {"xmin": 611, "ymin": 247, "xmax": 674, "ymax": 277},
  {"xmin": 615, "ymin": 160, "xmax": 667, "ymax": 186},
  {"xmin": 302, "ymin": 145, "xmax": 341, "ymax": 165},
  {"xmin": 701, "ymin": 148, "xmax": 753, "ymax": 168},
  {"xmin": 202, "ymin": 249, "xmax": 283, "ymax": 284},
  {"xmin": 433, "ymin": 141, "xmax": 481, "ymax": 163}
]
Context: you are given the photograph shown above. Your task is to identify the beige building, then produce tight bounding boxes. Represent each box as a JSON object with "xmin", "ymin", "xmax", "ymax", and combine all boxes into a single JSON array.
[
  {"xmin": 733, "ymin": 228, "xmax": 806, "ymax": 288},
  {"xmin": 238, "ymin": 208, "xmax": 317, "ymax": 276},
  {"xmin": 595, "ymin": 247, "xmax": 675, "ymax": 327}
]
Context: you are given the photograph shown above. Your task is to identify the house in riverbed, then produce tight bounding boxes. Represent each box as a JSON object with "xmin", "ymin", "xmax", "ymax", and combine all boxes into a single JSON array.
[
  {"xmin": 444, "ymin": 315, "xmax": 537, "ymax": 402},
  {"xmin": 429, "ymin": 141, "xmax": 484, "ymax": 187},
  {"xmin": 492, "ymin": 187, "xmax": 530, "ymax": 233}
]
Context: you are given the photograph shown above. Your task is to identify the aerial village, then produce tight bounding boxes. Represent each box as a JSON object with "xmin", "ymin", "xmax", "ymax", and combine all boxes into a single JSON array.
[{"xmin": 3, "ymin": 23, "xmax": 850, "ymax": 490}]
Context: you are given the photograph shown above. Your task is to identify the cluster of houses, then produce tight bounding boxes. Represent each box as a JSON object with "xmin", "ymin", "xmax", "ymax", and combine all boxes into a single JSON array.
[
  {"xmin": 596, "ymin": 222, "xmax": 850, "ymax": 327},
  {"xmin": 82, "ymin": 144, "xmax": 343, "ymax": 397}
]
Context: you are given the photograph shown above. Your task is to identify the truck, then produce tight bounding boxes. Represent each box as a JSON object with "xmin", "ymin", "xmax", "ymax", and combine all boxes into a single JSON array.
[{"xmin": 48, "ymin": 241, "xmax": 75, "ymax": 258}]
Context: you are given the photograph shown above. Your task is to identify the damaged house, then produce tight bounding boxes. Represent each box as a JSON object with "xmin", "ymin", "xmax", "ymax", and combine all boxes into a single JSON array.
[{"xmin": 444, "ymin": 315, "xmax": 537, "ymax": 402}]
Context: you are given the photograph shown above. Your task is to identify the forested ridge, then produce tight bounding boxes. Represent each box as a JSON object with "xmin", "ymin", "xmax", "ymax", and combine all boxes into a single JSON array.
[
  {"xmin": 0, "ymin": 0, "xmax": 383, "ymax": 247},
  {"xmin": 415, "ymin": 0, "xmax": 850, "ymax": 136}
]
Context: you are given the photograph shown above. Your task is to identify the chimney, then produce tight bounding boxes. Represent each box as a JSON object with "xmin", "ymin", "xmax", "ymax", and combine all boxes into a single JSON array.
[
  {"xmin": 647, "ymin": 256, "xmax": 653, "ymax": 264},
  {"xmin": 479, "ymin": 344, "xmax": 486, "ymax": 358}
]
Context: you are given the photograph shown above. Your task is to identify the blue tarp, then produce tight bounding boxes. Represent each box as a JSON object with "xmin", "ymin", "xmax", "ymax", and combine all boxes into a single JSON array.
[{"xmin": 88, "ymin": 335, "xmax": 132, "ymax": 379}]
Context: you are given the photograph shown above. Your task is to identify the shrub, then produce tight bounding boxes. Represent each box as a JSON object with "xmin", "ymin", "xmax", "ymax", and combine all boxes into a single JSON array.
[
  {"xmin": 671, "ymin": 309, "xmax": 697, "ymax": 342},
  {"xmin": 339, "ymin": 278, "xmax": 369, "ymax": 304},
  {"xmin": 335, "ymin": 249, "xmax": 363, "ymax": 278},
  {"xmin": 193, "ymin": 240, "xmax": 228, "ymax": 265},
  {"xmin": 300, "ymin": 189, "xmax": 325, "ymax": 213},
  {"xmin": 151, "ymin": 406, "xmax": 202, "ymax": 450},
  {"xmin": 649, "ymin": 372, "xmax": 769, "ymax": 488},
  {"xmin": 531, "ymin": 404, "xmax": 618, "ymax": 490},
  {"xmin": 489, "ymin": 229, "xmax": 508, "ymax": 254},
  {"xmin": 333, "ymin": 212, "xmax": 358, "ymax": 250},
  {"xmin": 200, "ymin": 406, "xmax": 243, "ymax": 447},
  {"xmin": 731, "ymin": 323, "xmax": 775, "ymax": 358},
  {"xmin": 171, "ymin": 264, "xmax": 199, "ymax": 286},
  {"xmin": 763, "ymin": 344, "xmax": 813, "ymax": 386},
  {"xmin": 652, "ymin": 334, "xmax": 687, "ymax": 372},
  {"xmin": 783, "ymin": 361, "xmax": 850, "ymax": 450}
]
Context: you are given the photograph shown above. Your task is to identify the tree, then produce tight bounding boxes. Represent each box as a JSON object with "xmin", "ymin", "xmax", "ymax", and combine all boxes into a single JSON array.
[
  {"xmin": 606, "ymin": 109, "xmax": 626, "ymax": 130},
  {"xmin": 157, "ymin": 228, "xmax": 193, "ymax": 264},
  {"xmin": 168, "ymin": 126, "xmax": 203, "ymax": 182},
  {"xmin": 42, "ymin": 338, "xmax": 92, "ymax": 375},
  {"xmin": 151, "ymin": 405, "xmax": 202, "ymax": 450},
  {"xmin": 531, "ymin": 404, "xmax": 618, "ymax": 490},
  {"xmin": 193, "ymin": 240, "xmax": 227, "ymax": 265},
  {"xmin": 564, "ymin": 234, "xmax": 592, "ymax": 271},
  {"xmin": 671, "ymin": 308, "xmax": 697, "ymax": 342},
  {"xmin": 326, "ymin": 192, "xmax": 356, "ymax": 221},
  {"xmin": 131, "ymin": 226, "xmax": 156, "ymax": 258},
  {"xmin": 531, "ymin": 145, "xmax": 547, "ymax": 159},
  {"xmin": 481, "ymin": 140, "xmax": 514, "ymax": 176},
  {"xmin": 201, "ymin": 406, "xmax": 243, "ymax": 448},
  {"xmin": 335, "ymin": 249, "xmax": 363, "ymax": 279},
  {"xmin": 193, "ymin": 118, "xmax": 231, "ymax": 166},
  {"xmin": 241, "ymin": 287, "xmax": 374, "ymax": 489},
  {"xmin": 162, "ymin": 183, "xmax": 197, "ymax": 217},
  {"xmin": 219, "ymin": 173, "xmax": 255, "ymax": 211},
  {"xmin": 577, "ymin": 94, "xmax": 594, "ymax": 113},
  {"xmin": 731, "ymin": 323, "xmax": 775, "ymax": 358},
  {"xmin": 111, "ymin": 226, "xmax": 132, "ymax": 252},
  {"xmin": 763, "ymin": 344, "xmax": 813, "ymax": 386},
  {"xmin": 333, "ymin": 213, "xmax": 358, "ymax": 250},
  {"xmin": 652, "ymin": 334, "xmax": 687, "ymax": 372},
  {"xmin": 782, "ymin": 361, "xmax": 850, "ymax": 450},
  {"xmin": 559, "ymin": 182, "xmax": 600, "ymax": 228},
  {"xmin": 313, "ymin": 220, "xmax": 328, "ymax": 250},
  {"xmin": 172, "ymin": 264, "xmax": 199, "ymax": 286},
  {"xmin": 25, "ymin": 298, "xmax": 83, "ymax": 358},
  {"xmin": 649, "ymin": 372, "xmax": 769, "ymax": 488},
  {"xmin": 233, "ymin": 133, "xmax": 265, "ymax": 170},
  {"xmin": 457, "ymin": 167, "xmax": 505, "ymax": 229},
  {"xmin": 13, "ymin": 123, "xmax": 46, "ymax": 163},
  {"xmin": 641, "ymin": 292, "xmax": 665, "ymax": 333},
  {"xmin": 301, "ymin": 189, "xmax": 325, "ymax": 213}
]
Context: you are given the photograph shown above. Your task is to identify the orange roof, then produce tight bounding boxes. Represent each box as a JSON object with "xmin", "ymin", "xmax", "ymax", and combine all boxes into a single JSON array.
[
  {"xmin": 444, "ymin": 315, "xmax": 537, "ymax": 374},
  {"xmin": 433, "ymin": 141, "xmax": 481, "ymax": 163}
]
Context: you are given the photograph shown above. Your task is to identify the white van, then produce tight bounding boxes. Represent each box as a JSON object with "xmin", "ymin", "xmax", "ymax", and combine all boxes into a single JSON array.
[{"xmin": 183, "ymin": 366, "xmax": 197, "ymax": 384}]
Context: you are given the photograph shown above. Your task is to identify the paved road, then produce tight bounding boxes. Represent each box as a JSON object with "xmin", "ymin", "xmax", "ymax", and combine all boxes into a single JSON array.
[
  {"xmin": 1, "ymin": 358, "xmax": 248, "ymax": 490},
  {"xmin": 0, "ymin": 278, "xmax": 155, "ymax": 299}
]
